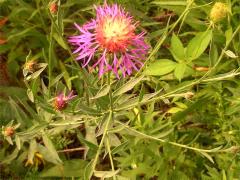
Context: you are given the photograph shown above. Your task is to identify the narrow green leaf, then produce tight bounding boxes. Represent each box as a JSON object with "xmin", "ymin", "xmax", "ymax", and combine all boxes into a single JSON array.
[
  {"xmin": 186, "ymin": 30, "xmax": 212, "ymax": 61},
  {"xmin": 199, "ymin": 151, "xmax": 215, "ymax": 164},
  {"xmin": 153, "ymin": 128, "xmax": 174, "ymax": 138},
  {"xmin": 49, "ymin": 72, "xmax": 64, "ymax": 87},
  {"xmin": 113, "ymin": 75, "xmax": 144, "ymax": 97},
  {"xmin": 112, "ymin": 141, "xmax": 129, "ymax": 154},
  {"xmin": 94, "ymin": 169, "xmax": 120, "ymax": 178},
  {"xmin": 224, "ymin": 50, "xmax": 238, "ymax": 58},
  {"xmin": 174, "ymin": 63, "xmax": 186, "ymax": 81},
  {"xmin": 59, "ymin": 61, "xmax": 72, "ymax": 90},
  {"xmin": 84, "ymin": 160, "xmax": 94, "ymax": 180},
  {"xmin": 17, "ymin": 124, "xmax": 48, "ymax": 138},
  {"xmin": 145, "ymin": 59, "xmax": 176, "ymax": 76},
  {"xmin": 91, "ymin": 85, "xmax": 110, "ymax": 99},
  {"xmin": 40, "ymin": 159, "xmax": 88, "ymax": 177},
  {"xmin": 108, "ymin": 133, "xmax": 121, "ymax": 147},
  {"xmin": 151, "ymin": 1, "xmax": 187, "ymax": 6},
  {"xmin": 1, "ymin": 148, "xmax": 19, "ymax": 164},
  {"xmin": 77, "ymin": 134, "xmax": 98, "ymax": 151},
  {"xmin": 77, "ymin": 104, "xmax": 101, "ymax": 116},
  {"xmin": 0, "ymin": 86, "xmax": 27, "ymax": 100},
  {"xmin": 210, "ymin": 42, "xmax": 218, "ymax": 65},
  {"xmin": 138, "ymin": 84, "xmax": 145, "ymax": 102},
  {"xmin": 116, "ymin": 91, "xmax": 161, "ymax": 111},
  {"xmin": 225, "ymin": 27, "xmax": 232, "ymax": 45},
  {"xmin": 27, "ymin": 89, "xmax": 34, "ymax": 102},
  {"xmin": 53, "ymin": 33, "xmax": 67, "ymax": 50},
  {"xmin": 7, "ymin": 26, "xmax": 37, "ymax": 40},
  {"xmin": 26, "ymin": 63, "xmax": 47, "ymax": 81},
  {"xmin": 175, "ymin": 102, "xmax": 188, "ymax": 109},
  {"xmin": 27, "ymin": 139, "xmax": 37, "ymax": 164},
  {"xmin": 42, "ymin": 133, "xmax": 62, "ymax": 164},
  {"xmin": 9, "ymin": 98, "xmax": 28, "ymax": 126},
  {"xmin": 167, "ymin": 107, "xmax": 184, "ymax": 114},
  {"xmin": 86, "ymin": 125, "xmax": 98, "ymax": 142},
  {"xmin": 170, "ymin": 33, "xmax": 185, "ymax": 62},
  {"xmin": 25, "ymin": 50, "xmax": 32, "ymax": 62},
  {"xmin": 15, "ymin": 135, "xmax": 21, "ymax": 150}
]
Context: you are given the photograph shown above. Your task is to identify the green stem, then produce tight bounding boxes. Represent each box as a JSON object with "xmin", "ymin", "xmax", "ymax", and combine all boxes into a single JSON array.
[
  {"xmin": 106, "ymin": 72, "xmax": 116, "ymax": 179},
  {"xmin": 106, "ymin": 134, "xmax": 116, "ymax": 180},
  {"xmin": 48, "ymin": 22, "xmax": 54, "ymax": 88},
  {"xmin": 108, "ymin": 72, "xmax": 114, "ymax": 112},
  {"xmin": 116, "ymin": 120, "xmax": 226, "ymax": 153},
  {"xmin": 91, "ymin": 111, "xmax": 112, "ymax": 176},
  {"xmin": 90, "ymin": 72, "xmax": 115, "ymax": 178}
]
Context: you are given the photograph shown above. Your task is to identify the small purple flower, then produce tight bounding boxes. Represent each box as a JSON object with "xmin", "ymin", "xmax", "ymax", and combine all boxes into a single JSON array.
[
  {"xmin": 69, "ymin": 3, "xmax": 149, "ymax": 78},
  {"xmin": 54, "ymin": 91, "xmax": 76, "ymax": 111}
]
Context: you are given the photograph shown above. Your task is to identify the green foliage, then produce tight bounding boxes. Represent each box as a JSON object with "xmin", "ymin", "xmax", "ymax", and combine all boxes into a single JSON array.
[
  {"xmin": 145, "ymin": 59, "xmax": 177, "ymax": 76},
  {"xmin": 1, "ymin": 0, "xmax": 240, "ymax": 179}
]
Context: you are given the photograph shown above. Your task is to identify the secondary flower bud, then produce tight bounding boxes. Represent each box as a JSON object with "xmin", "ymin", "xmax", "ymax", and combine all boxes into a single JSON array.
[
  {"xmin": 54, "ymin": 91, "xmax": 76, "ymax": 111},
  {"xmin": 210, "ymin": 2, "xmax": 228, "ymax": 22}
]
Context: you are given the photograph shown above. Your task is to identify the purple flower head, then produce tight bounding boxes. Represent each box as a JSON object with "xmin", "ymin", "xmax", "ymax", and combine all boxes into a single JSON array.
[
  {"xmin": 69, "ymin": 3, "xmax": 149, "ymax": 78},
  {"xmin": 54, "ymin": 91, "xmax": 76, "ymax": 111}
]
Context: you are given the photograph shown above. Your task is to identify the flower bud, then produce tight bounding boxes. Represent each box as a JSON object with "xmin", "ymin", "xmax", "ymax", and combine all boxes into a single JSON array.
[
  {"xmin": 49, "ymin": 2, "xmax": 58, "ymax": 14},
  {"xmin": 4, "ymin": 127, "xmax": 15, "ymax": 137},
  {"xmin": 54, "ymin": 91, "xmax": 76, "ymax": 111},
  {"xmin": 54, "ymin": 94, "xmax": 67, "ymax": 110},
  {"xmin": 24, "ymin": 60, "xmax": 38, "ymax": 73},
  {"xmin": 210, "ymin": 2, "xmax": 228, "ymax": 23}
]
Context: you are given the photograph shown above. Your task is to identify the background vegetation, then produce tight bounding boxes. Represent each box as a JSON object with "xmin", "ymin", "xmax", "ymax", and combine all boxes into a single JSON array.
[{"xmin": 1, "ymin": 0, "xmax": 240, "ymax": 179}]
